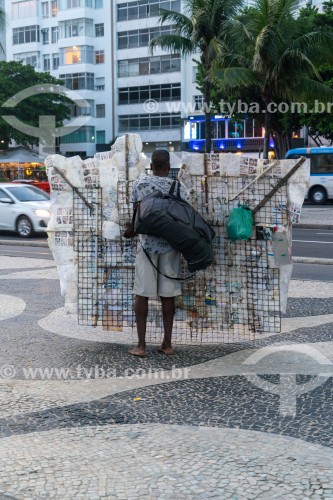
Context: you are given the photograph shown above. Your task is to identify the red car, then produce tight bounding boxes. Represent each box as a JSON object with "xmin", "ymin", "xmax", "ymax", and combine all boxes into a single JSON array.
[{"xmin": 11, "ymin": 179, "xmax": 50, "ymax": 194}]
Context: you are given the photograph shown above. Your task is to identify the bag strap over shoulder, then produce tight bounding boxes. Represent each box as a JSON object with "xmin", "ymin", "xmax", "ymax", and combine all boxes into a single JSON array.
[
  {"xmin": 169, "ymin": 180, "xmax": 181, "ymax": 199},
  {"xmin": 140, "ymin": 242, "xmax": 197, "ymax": 281}
]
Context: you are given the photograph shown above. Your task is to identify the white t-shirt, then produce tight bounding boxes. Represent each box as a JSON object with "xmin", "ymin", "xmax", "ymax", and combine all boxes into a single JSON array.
[{"xmin": 130, "ymin": 173, "xmax": 189, "ymax": 254}]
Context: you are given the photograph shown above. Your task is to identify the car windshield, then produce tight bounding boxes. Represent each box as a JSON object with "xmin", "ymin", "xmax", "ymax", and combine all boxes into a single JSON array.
[{"xmin": 6, "ymin": 186, "xmax": 50, "ymax": 202}]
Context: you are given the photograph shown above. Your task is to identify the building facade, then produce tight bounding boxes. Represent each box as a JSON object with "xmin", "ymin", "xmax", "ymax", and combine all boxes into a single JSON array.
[
  {"xmin": 113, "ymin": 0, "xmax": 200, "ymax": 153},
  {"xmin": 4, "ymin": 0, "xmax": 112, "ymax": 157},
  {"xmin": 3, "ymin": 0, "xmax": 313, "ymax": 156},
  {"xmin": 4, "ymin": 0, "xmax": 202, "ymax": 155},
  {"xmin": 299, "ymin": 0, "xmax": 327, "ymax": 11}
]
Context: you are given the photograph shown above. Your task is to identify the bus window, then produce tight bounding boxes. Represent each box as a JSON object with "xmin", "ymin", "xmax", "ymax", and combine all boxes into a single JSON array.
[
  {"xmin": 311, "ymin": 154, "xmax": 333, "ymax": 174},
  {"xmin": 287, "ymin": 154, "xmax": 310, "ymax": 160}
]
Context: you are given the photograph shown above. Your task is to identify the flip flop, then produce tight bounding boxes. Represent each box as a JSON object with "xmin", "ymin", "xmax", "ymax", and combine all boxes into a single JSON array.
[
  {"xmin": 157, "ymin": 348, "xmax": 176, "ymax": 356},
  {"xmin": 128, "ymin": 349, "xmax": 147, "ymax": 357}
]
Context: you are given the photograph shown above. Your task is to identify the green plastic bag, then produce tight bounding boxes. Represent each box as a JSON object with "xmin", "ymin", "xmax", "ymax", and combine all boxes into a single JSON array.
[{"xmin": 227, "ymin": 206, "xmax": 253, "ymax": 241}]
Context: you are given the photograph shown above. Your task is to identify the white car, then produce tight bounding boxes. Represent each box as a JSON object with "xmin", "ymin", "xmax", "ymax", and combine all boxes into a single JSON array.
[{"xmin": 0, "ymin": 183, "xmax": 51, "ymax": 238}]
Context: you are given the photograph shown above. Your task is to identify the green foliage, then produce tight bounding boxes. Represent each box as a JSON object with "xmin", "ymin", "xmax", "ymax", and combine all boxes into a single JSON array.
[
  {"xmin": 213, "ymin": 0, "xmax": 333, "ymax": 157},
  {"xmin": 151, "ymin": 0, "xmax": 333, "ymax": 156},
  {"xmin": 150, "ymin": 0, "xmax": 243, "ymax": 152},
  {"xmin": 297, "ymin": 3, "xmax": 333, "ymax": 145},
  {"xmin": 0, "ymin": 61, "xmax": 72, "ymax": 147}
]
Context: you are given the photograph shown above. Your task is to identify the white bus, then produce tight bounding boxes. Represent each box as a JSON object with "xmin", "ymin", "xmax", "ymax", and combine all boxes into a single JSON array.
[{"xmin": 285, "ymin": 147, "xmax": 333, "ymax": 204}]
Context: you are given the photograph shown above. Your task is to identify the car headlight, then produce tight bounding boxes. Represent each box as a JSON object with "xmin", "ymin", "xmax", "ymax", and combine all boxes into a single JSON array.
[{"xmin": 34, "ymin": 209, "xmax": 51, "ymax": 218}]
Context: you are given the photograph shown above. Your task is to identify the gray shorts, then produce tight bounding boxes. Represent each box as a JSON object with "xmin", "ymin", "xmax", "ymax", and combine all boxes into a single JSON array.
[{"xmin": 133, "ymin": 247, "xmax": 182, "ymax": 298}]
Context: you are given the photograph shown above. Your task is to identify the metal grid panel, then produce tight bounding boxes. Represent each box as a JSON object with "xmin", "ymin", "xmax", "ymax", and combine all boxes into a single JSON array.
[{"xmin": 73, "ymin": 171, "xmax": 287, "ymax": 343}]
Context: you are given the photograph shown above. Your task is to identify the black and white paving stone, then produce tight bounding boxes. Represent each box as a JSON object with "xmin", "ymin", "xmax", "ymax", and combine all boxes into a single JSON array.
[{"xmin": 0, "ymin": 257, "xmax": 332, "ymax": 499}]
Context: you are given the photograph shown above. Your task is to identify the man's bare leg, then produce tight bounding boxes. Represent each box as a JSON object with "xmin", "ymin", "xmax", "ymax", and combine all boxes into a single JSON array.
[
  {"xmin": 129, "ymin": 295, "xmax": 148, "ymax": 356},
  {"xmin": 159, "ymin": 296, "xmax": 176, "ymax": 355}
]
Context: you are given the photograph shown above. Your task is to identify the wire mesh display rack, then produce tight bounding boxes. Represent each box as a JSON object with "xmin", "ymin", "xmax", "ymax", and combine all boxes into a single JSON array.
[{"xmin": 72, "ymin": 164, "xmax": 291, "ymax": 344}]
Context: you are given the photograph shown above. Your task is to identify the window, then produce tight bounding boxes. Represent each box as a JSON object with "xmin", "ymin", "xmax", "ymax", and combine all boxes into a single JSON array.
[
  {"xmin": 95, "ymin": 0, "xmax": 103, "ymax": 6},
  {"xmin": 118, "ymin": 54, "xmax": 180, "ymax": 77},
  {"xmin": 95, "ymin": 23, "xmax": 104, "ymax": 37},
  {"xmin": 43, "ymin": 54, "xmax": 51, "ymax": 71},
  {"xmin": 119, "ymin": 83, "xmax": 181, "ymax": 104},
  {"xmin": 192, "ymin": 66, "xmax": 197, "ymax": 83},
  {"xmin": 96, "ymin": 130, "xmax": 105, "ymax": 143},
  {"xmin": 51, "ymin": 0, "xmax": 58, "ymax": 15},
  {"xmin": 228, "ymin": 121, "xmax": 244, "ymax": 138},
  {"xmin": 6, "ymin": 186, "xmax": 49, "ymax": 201},
  {"xmin": 42, "ymin": 28, "xmax": 49, "ymax": 44},
  {"xmin": 95, "ymin": 50, "xmax": 104, "ymax": 64},
  {"xmin": 96, "ymin": 104, "xmax": 105, "ymax": 117},
  {"xmin": 58, "ymin": 0, "xmax": 93, "ymax": 8},
  {"xmin": 95, "ymin": 77, "xmax": 105, "ymax": 91},
  {"xmin": 59, "ymin": 72, "xmax": 94, "ymax": 90},
  {"xmin": 59, "ymin": 46, "xmax": 94, "ymax": 65},
  {"xmin": 70, "ymin": 99, "xmax": 94, "ymax": 116},
  {"xmin": 13, "ymin": 25, "xmax": 40, "ymax": 45},
  {"xmin": 12, "ymin": 1, "xmax": 37, "ymax": 19},
  {"xmin": 118, "ymin": 26, "xmax": 175, "ymax": 49},
  {"xmin": 42, "ymin": 1, "xmax": 50, "ymax": 17},
  {"xmin": 215, "ymin": 120, "xmax": 226, "ymax": 139},
  {"xmin": 194, "ymin": 95, "xmax": 203, "ymax": 111},
  {"xmin": 311, "ymin": 155, "xmax": 333, "ymax": 174},
  {"xmin": 117, "ymin": 0, "xmax": 180, "ymax": 21},
  {"xmin": 51, "ymin": 26, "xmax": 59, "ymax": 43},
  {"xmin": 60, "ymin": 126, "xmax": 95, "ymax": 144},
  {"xmin": 52, "ymin": 53, "xmax": 60, "ymax": 70},
  {"xmin": 14, "ymin": 51, "xmax": 40, "ymax": 68},
  {"xmin": 59, "ymin": 18, "xmax": 94, "ymax": 38},
  {"xmin": 245, "ymin": 119, "xmax": 254, "ymax": 138},
  {"xmin": 119, "ymin": 113, "xmax": 180, "ymax": 131}
]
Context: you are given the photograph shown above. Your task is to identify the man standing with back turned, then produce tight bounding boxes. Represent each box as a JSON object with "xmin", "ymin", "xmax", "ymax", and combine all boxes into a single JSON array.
[{"xmin": 124, "ymin": 150, "xmax": 188, "ymax": 357}]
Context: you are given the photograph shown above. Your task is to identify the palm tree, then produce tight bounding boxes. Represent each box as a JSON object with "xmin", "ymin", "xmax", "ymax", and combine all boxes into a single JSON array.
[
  {"xmin": 0, "ymin": 6, "xmax": 6, "ymax": 56},
  {"xmin": 150, "ymin": 0, "xmax": 243, "ymax": 153},
  {"xmin": 215, "ymin": 0, "xmax": 333, "ymax": 158}
]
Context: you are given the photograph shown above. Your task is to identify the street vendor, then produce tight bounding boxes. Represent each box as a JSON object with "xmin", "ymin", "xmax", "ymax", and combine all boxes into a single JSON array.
[{"xmin": 124, "ymin": 150, "xmax": 189, "ymax": 357}]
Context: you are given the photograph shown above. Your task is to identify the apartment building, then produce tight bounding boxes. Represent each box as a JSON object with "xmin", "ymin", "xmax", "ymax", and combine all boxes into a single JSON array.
[
  {"xmin": 114, "ymin": 0, "xmax": 199, "ymax": 152},
  {"xmin": 4, "ymin": 0, "xmax": 200, "ymax": 155},
  {"xmin": 0, "ymin": 0, "xmax": 5, "ymax": 60},
  {"xmin": 299, "ymin": 0, "xmax": 327, "ymax": 11},
  {"xmin": 4, "ymin": 0, "xmax": 112, "ymax": 157}
]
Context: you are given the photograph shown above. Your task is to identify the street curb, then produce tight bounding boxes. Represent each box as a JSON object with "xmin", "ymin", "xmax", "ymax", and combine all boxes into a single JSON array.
[
  {"xmin": 0, "ymin": 240, "xmax": 48, "ymax": 248},
  {"xmin": 1, "ymin": 239, "xmax": 333, "ymax": 265},
  {"xmin": 294, "ymin": 224, "xmax": 333, "ymax": 230},
  {"xmin": 292, "ymin": 257, "xmax": 333, "ymax": 265}
]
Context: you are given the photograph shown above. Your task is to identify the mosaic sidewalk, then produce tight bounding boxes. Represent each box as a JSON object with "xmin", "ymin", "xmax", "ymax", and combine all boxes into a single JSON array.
[{"xmin": 0, "ymin": 256, "xmax": 332, "ymax": 499}]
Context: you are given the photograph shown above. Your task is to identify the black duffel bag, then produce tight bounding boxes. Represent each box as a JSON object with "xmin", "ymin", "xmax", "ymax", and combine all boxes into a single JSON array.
[{"xmin": 134, "ymin": 181, "xmax": 215, "ymax": 273}]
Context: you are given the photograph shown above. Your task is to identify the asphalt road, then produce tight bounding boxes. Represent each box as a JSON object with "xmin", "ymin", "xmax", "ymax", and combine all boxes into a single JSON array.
[
  {"xmin": 292, "ymin": 263, "xmax": 333, "ymax": 282},
  {"xmin": 292, "ymin": 228, "xmax": 333, "ymax": 260},
  {"xmin": 1, "ymin": 228, "xmax": 333, "ymax": 281},
  {"xmin": 0, "ymin": 244, "xmax": 53, "ymax": 260}
]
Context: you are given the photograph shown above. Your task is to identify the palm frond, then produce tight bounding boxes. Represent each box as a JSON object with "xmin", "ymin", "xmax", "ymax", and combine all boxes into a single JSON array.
[
  {"xmin": 291, "ymin": 31, "xmax": 333, "ymax": 63},
  {"xmin": 149, "ymin": 34, "xmax": 195, "ymax": 56},
  {"xmin": 287, "ymin": 77, "xmax": 333, "ymax": 102},
  {"xmin": 273, "ymin": 48, "xmax": 322, "ymax": 82},
  {"xmin": 158, "ymin": 9, "xmax": 193, "ymax": 38},
  {"xmin": 219, "ymin": 18, "xmax": 254, "ymax": 46},
  {"xmin": 215, "ymin": 67, "xmax": 259, "ymax": 89}
]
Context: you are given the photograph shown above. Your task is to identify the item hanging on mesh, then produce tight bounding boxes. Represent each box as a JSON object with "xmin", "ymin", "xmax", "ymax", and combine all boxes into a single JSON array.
[
  {"xmin": 227, "ymin": 205, "xmax": 254, "ymax": 241},
  {"xmin": 226, "ymin": 157, "xmax": 307, "ymax": 242},
  {"xmin": 134, "ymin": 180, "xmax": 215, "ymax": 273}
]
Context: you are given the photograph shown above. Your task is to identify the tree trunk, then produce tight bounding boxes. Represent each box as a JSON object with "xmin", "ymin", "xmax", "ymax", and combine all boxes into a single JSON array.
[
  {"xmin": 204, "ymin": 78, "xmax": 212, "ymax": 153},
  {"xmin": 274, "ymin": 132, "xmax": 292, "ymax": 159}
]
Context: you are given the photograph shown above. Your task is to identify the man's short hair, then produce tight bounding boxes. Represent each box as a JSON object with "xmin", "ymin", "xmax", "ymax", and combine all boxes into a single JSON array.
[{"xmin": 151, "ymin": 150, "xmax": 170, "ymax": 169}]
